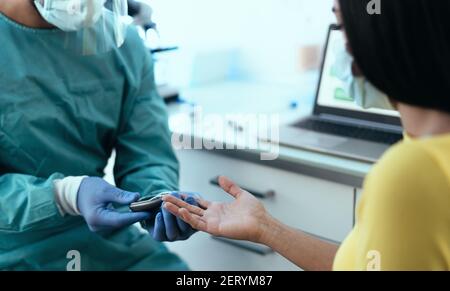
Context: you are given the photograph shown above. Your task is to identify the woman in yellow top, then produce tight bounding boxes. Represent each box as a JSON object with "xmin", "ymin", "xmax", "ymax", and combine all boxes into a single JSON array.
[{"xmin": 163, "ymin": 0, "xmax": 450, "ymax": 271}]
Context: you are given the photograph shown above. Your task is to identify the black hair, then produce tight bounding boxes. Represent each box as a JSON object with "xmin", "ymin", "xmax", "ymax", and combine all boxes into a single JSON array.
[{"xmin": 338, "ymin": 0, "xmax": 450, "ymax": 113}]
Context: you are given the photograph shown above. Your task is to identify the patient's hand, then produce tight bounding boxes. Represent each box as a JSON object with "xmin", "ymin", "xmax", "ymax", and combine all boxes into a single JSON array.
[{"xmin": 162, "ymin": 176, "xmax": 269, "ymax": 243}]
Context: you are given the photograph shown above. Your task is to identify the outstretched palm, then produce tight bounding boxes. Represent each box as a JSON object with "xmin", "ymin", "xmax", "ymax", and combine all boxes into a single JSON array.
[{"xmin": 163, "ymin": 176, "xmax": 268, "ymax": 242}]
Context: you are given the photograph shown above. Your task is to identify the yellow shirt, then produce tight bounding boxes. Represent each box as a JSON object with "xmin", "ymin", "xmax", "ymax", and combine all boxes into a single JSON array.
[{"xmin": 333, "ymin": 133, "xmax": 450, "ymax": 271}]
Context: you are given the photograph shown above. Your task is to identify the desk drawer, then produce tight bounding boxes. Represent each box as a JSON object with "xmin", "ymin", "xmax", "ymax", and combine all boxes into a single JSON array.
[
  {"xmin": 167, "ymin": 232, "xmax": 299, "ymax": 271},
  {"xmin": 177, "ymin": 150, "xmax": 354, "ymax": 243}
]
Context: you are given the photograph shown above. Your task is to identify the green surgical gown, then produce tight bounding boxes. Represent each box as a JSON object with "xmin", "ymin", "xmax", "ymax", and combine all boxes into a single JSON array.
[{"xmin": 0, "ymin": 13, "xmax": 187, "ymax": 271}]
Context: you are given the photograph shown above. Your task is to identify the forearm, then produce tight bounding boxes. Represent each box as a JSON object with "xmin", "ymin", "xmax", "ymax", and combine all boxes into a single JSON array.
[
  {"xmin": 258, "ymin": 215, "xmax": 339, "ymax": 271},
  {"xmin": 114, "ymin": 64, "xmax": 180, "ymax": 197},
  {"xmin": 0, "ymin": 173, "xmax": 68, "ymax": 232}
]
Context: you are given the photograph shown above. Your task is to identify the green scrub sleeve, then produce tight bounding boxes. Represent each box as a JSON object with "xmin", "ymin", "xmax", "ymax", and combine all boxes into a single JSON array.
[
  {"xmin": 113, "ymin": 52, "xmax": 179, "ymax": 197},
  {"xmin": 0, "ymin": 173, "xmax": 66, "ymax": 233}
]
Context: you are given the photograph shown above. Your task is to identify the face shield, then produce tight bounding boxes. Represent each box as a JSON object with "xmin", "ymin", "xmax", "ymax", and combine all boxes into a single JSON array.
[{"xmin": 34, "ymin": 0, "xmax": 130, "ymax": 55}]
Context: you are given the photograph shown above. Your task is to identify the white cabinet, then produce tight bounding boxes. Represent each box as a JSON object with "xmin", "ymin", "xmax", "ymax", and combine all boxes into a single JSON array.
[
  {"xmin": 166, "ymin": 149, "xmax": 355, "ymax": 271},
  {"xmin": 353, "ymin": 189, "xmax": 364, "ymax": 225}
]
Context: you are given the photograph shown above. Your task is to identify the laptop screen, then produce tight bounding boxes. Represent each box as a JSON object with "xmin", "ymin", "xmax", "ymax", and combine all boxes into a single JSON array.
[{"xmin": 316, "ymin": 28, "xmax": 400, "ymax": 118}]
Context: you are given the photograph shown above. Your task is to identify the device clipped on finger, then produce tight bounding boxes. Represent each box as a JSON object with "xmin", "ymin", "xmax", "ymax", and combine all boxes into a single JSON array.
[
  {"xmin": 130, "ymin": 191, "xmax": 201, "ymax": 229},
  {"xmin": 129, "ymin": 192, "xmax": 171, "ymax": 213},
  {"xmin": 130, "ymin": 192, "xmax": 172, "ymax": 229}
]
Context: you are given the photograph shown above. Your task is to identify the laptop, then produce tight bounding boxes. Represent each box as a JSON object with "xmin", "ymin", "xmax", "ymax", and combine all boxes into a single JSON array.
[{"xmin": 275, "ymin": 25, "xmax": 403, "ymax": 163}]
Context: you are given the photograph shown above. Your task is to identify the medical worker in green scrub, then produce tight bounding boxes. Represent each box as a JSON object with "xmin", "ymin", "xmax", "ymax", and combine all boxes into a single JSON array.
[{"xmin": 0, "ymin": 0, "xmax": 197, "ymax": 270}]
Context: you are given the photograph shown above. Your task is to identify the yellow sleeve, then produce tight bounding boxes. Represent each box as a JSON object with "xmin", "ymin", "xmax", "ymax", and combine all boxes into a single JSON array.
[{"xmin": 351, "ymin": 143, "xmax": 450, "ymax": 271}]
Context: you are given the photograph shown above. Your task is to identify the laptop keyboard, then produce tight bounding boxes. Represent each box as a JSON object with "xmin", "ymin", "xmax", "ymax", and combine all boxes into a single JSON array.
[{"xmin": 294, "ymin": 118, "xmax": 403, "ymax": 145}]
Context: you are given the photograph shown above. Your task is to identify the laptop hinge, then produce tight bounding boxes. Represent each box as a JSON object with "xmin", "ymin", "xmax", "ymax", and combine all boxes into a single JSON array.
[{"xmin": 318, "ymin": 114, "xmax": 403, "ymax": 133}]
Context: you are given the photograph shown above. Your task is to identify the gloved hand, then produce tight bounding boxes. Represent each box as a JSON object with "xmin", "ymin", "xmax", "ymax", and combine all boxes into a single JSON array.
[
  {"xmin": 77, "ymin": 177, "xmax": 150, "ymax": 232},
  {"xmin": 145, "ymin": 192, "xmax": 199, "ymax": 242}
]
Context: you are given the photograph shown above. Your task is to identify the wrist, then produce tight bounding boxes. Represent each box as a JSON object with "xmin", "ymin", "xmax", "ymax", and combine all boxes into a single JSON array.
[
  {"xmin": 256, "ymin": 213, "xmax": 280, "ymax": 246},
  {"xmin": 54, "ymin": 176, "xmax": 87, "ymax": 216}
]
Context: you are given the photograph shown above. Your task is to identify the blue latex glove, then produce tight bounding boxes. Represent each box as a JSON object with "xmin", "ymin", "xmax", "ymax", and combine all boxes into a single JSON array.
[
  {"xmin": 77, "ymin": 177, "xmax": 151, "ymax": 232},
  {"xmin": 145, "ymin": 192, "xmax": 199, "ymax": 242}
]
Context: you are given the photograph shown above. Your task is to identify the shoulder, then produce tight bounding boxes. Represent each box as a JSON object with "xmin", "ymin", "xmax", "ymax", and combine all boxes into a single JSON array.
[
  {"xmin": 114, "ymin": 26, "xmax": 152, "ymax": 68},
  {"xmin": 363, "ymin": 140, "xmax": 449, "ymax": 211},
  {"xmin": 123, "ymin": 26, "xmax": 146, "ymax": 50},
  {"xmin": 101, "ymin": 8, "xmax": 149, "ymax": 59},
  {"xmin": 111, "ymin": 25, "xmax": 154, "ymax": 87},
  {"xmin": 370, "ymin": 140, "xmax": 445, "ymax": 184}
]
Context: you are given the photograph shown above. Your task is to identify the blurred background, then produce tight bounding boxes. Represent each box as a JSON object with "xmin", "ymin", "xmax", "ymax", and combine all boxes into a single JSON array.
[{"xmin": 147, "ymin": 0, "xmax": 335, "ymax": 90}]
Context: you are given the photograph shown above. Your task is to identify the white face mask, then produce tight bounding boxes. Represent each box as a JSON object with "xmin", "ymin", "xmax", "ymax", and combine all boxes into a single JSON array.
[
  {"xmin": 333, "ymin": 43, "xmax": 394, "ymax": 111},
  {"xmin": 34, "ymin": 0, "xmax": 106, "ymax": 32}
]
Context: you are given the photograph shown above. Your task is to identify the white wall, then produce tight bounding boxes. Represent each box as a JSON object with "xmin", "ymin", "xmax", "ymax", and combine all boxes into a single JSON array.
[{"xmin": 149, "ymin": 0, "xmax": 335, "ymax": 85}]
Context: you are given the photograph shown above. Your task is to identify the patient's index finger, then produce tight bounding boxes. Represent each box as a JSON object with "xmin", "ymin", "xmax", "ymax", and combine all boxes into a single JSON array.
[
  {"xmin": 218, "ymin": 176, "xmax": 243, "ymax": 198},
  {"xmin": 163, "ymin": 202, "xmax": 181, "ymax": 217},
  {"xmin": 163, "ymin": 195, "xmax": 205, "ymax": 216},
  {"xmin": 179, "ymin": 208, "xmax": 207, "ymax": 231}
]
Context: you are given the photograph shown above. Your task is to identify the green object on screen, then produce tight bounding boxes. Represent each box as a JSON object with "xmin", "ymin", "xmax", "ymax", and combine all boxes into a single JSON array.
[{"xmin": 334, "ymin": 87, "xmax": 354, "ymax": 102}]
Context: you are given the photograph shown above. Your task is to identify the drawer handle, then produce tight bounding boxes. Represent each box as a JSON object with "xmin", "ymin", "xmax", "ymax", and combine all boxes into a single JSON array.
[
  {"xmin": 212, "ymin": 236, "xmax": 274, "ymax": 255},
  {"xmin": 209, "ymin": 177, "xmax": 275, "ymax": 199}
]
